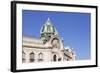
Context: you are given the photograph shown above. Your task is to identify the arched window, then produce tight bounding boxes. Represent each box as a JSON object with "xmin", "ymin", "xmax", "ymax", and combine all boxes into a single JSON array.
[
  {"xmin": 30, "ymin": 52, "xmax": 35, "ymax": 62},
  {"xmin": 53, "ymin": 55, "xmax": 57, "ymax": 61},
  {"xmin": 22, "ymin": 52, "xmax": 26, "ymax": 63},
  {"xmin": 38, "ymin": 53, "xmax": 43, "ymax": 62}
]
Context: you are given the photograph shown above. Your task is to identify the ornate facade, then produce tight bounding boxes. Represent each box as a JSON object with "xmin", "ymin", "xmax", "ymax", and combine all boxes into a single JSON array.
[{"xmin": 22, "ymin": 18, "xmax": 75, "ymax": 63}]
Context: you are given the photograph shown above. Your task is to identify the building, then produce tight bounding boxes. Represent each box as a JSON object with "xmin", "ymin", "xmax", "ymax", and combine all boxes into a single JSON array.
[{"xmin": 22, "ymin": 18, "xmax": 75, "ymax": 63}]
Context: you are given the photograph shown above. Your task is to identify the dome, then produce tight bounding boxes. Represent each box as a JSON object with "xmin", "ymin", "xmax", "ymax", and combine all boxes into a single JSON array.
[
  {"xmin": 40, "ymin": 18, "xmax": 58, "ymax": 43},
  {"xmin": 40, "ymin": 18, "xmax": 58, "ymax": 35}
]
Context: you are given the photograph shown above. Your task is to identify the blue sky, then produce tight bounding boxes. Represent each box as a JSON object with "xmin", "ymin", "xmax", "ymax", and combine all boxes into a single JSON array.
[{"xmin": 22, "ymin": 10, "xmax": 91, "ymax": 60}]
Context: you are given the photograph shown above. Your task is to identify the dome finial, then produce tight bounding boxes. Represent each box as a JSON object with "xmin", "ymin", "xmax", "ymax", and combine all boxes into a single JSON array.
[
  {"xmin": 46, "ymin": 17, "xmax": 51, "ymax": 25},
  {"xmin": 47, "ymin": 17, "xmax": 50, "ymax": 21}
]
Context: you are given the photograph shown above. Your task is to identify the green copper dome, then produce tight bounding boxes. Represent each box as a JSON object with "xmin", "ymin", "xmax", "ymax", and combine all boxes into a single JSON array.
[
  {"xmin": 40, "ymin": 18, "xmax": 58, "ymax": 35},
  {"xmin": 40, "ymin": 18, "xmax": 58, "ymax": 43}
]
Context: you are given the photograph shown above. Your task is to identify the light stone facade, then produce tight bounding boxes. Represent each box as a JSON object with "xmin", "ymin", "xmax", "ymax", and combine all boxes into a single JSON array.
[{"xmin": 22, "ymin": 18, "xmax": 75, "ymax": 63}]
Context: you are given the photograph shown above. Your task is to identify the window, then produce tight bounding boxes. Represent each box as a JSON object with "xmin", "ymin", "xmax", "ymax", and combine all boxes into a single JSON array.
[
  {"xmin": 53, "ymin": 55, "xmax": 57, "ymax": 61},
  {"xmin": 22, "ymin": 52, "xmax": 26, "ymax": 63},
  {"xmin": 30, "ymin": 52, "xmax": 35, "ymax": 62},
  {"xmin": 58, "ymin": 58, "xmax": 61, "ymax": 61},
  {"xmin": 38, "ymin": 53, "xmax": 43, "ymax": 62},
  {"xmin": 42, "ymin": 26, "xmax": 45, "ymax": 32}
]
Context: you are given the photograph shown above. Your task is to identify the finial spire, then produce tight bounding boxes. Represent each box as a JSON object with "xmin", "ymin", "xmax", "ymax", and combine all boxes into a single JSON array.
[
  {"xmin": 47, "ymin": 17, "xmax": 50, "ymax": 21},
  {"xmin": 46, "ymin": 17, "xmax": 52, "ymax": 25}
]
